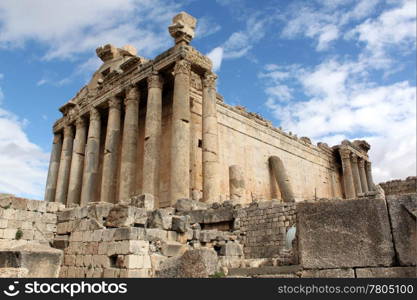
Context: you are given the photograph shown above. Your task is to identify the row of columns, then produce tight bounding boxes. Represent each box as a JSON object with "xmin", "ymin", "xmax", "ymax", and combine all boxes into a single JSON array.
[
  {"xmin": 45, "ymin": 59, "xmax": 221, "ymax": 206},
  {"xmin": 339, "ymin": 147, "xmax": 375, "ymax": 199}
]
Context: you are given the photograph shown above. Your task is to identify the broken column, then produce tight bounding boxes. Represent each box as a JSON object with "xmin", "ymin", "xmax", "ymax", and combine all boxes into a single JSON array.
[
  {"xmin": 229, "ymin": 165, "xmax": 245, "ymax": 201},
  {"xmin": 101, "ymin": 96, "xmax": 121, "ymax": 203},
  {"xmin": 143, "ymin": 72, "xmax": 163, "ymax": 203},
  {"xmin": 119, "ymin": 86, "xmax": 140, "ymax": 202},
  {"xmin": 55, "ymin": 125, "xmax": 74, "ymax": 204},
  {"xmin": 170, "ymin": 59, "xmax": 191, "ymax": 204},
  {"xmin": 202, "ymin": 71, "xmax": 220, "ymax": 203},
  {"xmin": 269, "ymin": 156, "xmax": 295, "ymax": 202},
  {"xmin": 358, "ymin": 158, "xmax": 369, "ymax": 193},
  {"xmin": 366, "ymin": 161, "xmax": 376, "ymax": 191},
  {"xmin": 339, "ymin": 147, "xmax": 356, "ymax": 199},
  {"xmin": 350, "ymin": 154, "xmax": 363, "ymax": 196},
  {"xmin": 67, "ymin": 117, "xmax": 87, "ymax": 206},
  {"xmin": 80, "ymin": 108, "xmax": 101, "ymax": 205},
  {"xmin": 44, "ymin": 132, "xmax": 62, "ymax": 202}
]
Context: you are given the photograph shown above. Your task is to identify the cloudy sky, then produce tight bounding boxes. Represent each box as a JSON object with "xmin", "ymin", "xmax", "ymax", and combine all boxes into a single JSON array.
[{"xmin": 0, "ymin": 0, "xmax": 415, "ymax": 199}]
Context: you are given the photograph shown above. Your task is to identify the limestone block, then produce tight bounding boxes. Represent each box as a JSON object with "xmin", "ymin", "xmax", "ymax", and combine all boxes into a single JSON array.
[
  {"xmin": 129, "ymin": 240, "xmax": 149, "ymax": 254},
  {"xmin": 199, "ymin": 230, "xmax": 219, "ymax": 243},
  {"xmin": 103, "ymin": 268, "xmax": 120, "ymax": 278},
  {"xmin": 220, "ymin": 241, "xmax": 243, "ymax": 257},
  {"xmin": 148, "ymin": 209, "xmax": 173, "ymax": 230},
  {"xmin": 301, "ymin": 268, "xmax": 354, "ymax": 278},
  {"xmin": 203, "ymin": 207, "xmax": 234, "ymax": 223},
  {"xmin": 102, "ymin": 228, "xmax": 116, "ymax": 241},
  {"xmin": 105, "ymin": 205, "xmax": 147, "ymax": 227},
  {"xmin": 156, "ymin": 248, "xmax": 218, "ymax": 278},
  {"xmin": 171, "ymin": 215, "xmax": 190, "ymax": 233},
  {"xmin": 130, "ymin": 193, "xmax": 155, "ymax": 211},
  {"xmin": 0, "ymin": 219, "xmax": 7, "ymax": 229},
  {"xmin": 145, "ymin": 228, "xmax": 167, "ymax": 241},
  {"xmin": 174, "ymin": 198, "xmax": 209, "ymax": 212},
  {"xmin": 0, "ymin": 242, "xmax": 63, "ymax": 277},
  {"xmin": 11, "ymin": 198, "xmax": 28, "ymax": 210},
  {"xmin": 297, "ymin": 198, "xmax": 395, "ymax": 269},
  {"xmin": 181, "ymin": 210, "xmax": 205, "ymax": 223},
  {"xmin": 167, "ymin": 231, "xmax": 178, "ymax": 241},
  {"xmin": 87, "ymin": 203, "xmax": 113, "ymax": 223},
  {"xmin": 355, "ymin": 267, "xmax": 416, "ymax": 278},
  {"xmin": 52, "ymin": 235, "xmax": 69, "ymax": 250},
  {"xmin": 161, "ymin": 241, "xmax": 187, "ymax": 257},
  {"xmin": 386, "ymin": 194, "xmax": 416, "ymax": 266}
]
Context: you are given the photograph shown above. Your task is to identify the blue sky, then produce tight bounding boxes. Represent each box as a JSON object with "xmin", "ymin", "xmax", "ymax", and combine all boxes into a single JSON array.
[{"xmin": 0, "ymin": 0, "xmax": 415, "ymax": 199}]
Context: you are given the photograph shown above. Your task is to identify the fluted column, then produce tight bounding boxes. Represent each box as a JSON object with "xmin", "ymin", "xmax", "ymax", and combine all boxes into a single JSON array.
[
  {"xmin": 67, "ymin": 117, "xmax": 87, "ymax": 206},
  {"xmin": 101, "ymin": 96, "xmax": 121, "ymax": 203},
  {"xmin": 269, "ymin": 156, "xmax": 295, "ymax": 202},
  {"xmin": 202, "ymin": 71, "xmax": 220, "ymax": 203},
  {"xmin": 55, "ymin": 125, "xmax": 74, "ymax": 204},
  {"xmin": 119, "ymin": 86, "xmax": 140, "ymax": 202},
  {"xmin": 143, "ymin": 72, "xmax": 163, "ymax": 202},
  {"xmin": 80, "ymin": 108, "xmax": 101, "ymax": 205},
  {"xmin": 351, "ymin": 154, "xmax": 363, "ymax": 196},
  {"xmin": 358, "ymin": 158, "xmax": 369, "ymax": 193},
  {"xmin": 339, "ymin": 148, "xmax": 356, "ymax": 199},
  {"xmin": 44, "ymin": 132, "xmax": 62, "ymax": 202},
  {"xmin": 170, "ymin": 59, "xmax": 191, "ymax": 204},
  {"xmin": 365, "ymin": 161, "xmax": 376, "ymax": 191}
]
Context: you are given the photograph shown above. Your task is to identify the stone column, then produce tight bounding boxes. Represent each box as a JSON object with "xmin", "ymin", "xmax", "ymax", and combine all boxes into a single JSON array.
[
  {"xmin": 170, "ymin": 59, "xmax": 191, "ymax": 203},
  {"xmin": 143, "ymin": 72, "xmax": 163, "ymax": 201},
  {"xmin": 119, "ymin": 86, "xmax": 140, "ymax": 202},
  {"xmin": 202, "ymin": 71, "xmax": 220, "ymax": 203},
  {"xmin": 67, "ymin": 117, "xmax": 87, "ymax": 206},
  {"xmin": 55, "ymin": 125, "xmax": 74, "ymax": 204},
  {"xmin": 358, "ymin": 158, "xmax": 369, "ymax": 193},
  {"xmin": 229, "ymin": 165, "xmax": 245, "ymax": 202},
  {"xmin": 339, "ymin": 148, "xmax": 356, "ymax": 199},
  {"xmin": 351, "ymin": 154, "xmax": 363, "ymax": 196},
  {"xmin": 269, "ymin": 156, "xmax": 295, "ymax": 202},
  {"xmin": 101, "ymin": 96, "xmax": 121, "ymax": 203},
  {"xmin": 365, "ymin": 161, "xmax": 376, "ymax": 191},
  {"xmin": 44, "ymin": 132, "xmax": 62, "ymax": 202},
  {"xmin": 80, "ymin": 108, "xmax": 101, "ymax": 205}
]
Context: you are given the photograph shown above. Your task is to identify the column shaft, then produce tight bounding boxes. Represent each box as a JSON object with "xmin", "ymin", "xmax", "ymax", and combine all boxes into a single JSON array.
[
  {"xmin": 55, "ymin": 125, "xmax": 74, "ymax": 204},
  {"xmin": 358, "ymin": 159, "xmax": 369, "ymax": 193},
  {"xmin": 80, "ymin": 108, "xmax": 101, "ymax": 205},
  {"xmin": 101, "ymin": 97, "xmax": 121, "ymax": 203},
  {"xmin": 67, "ymin": 118, "xmax": 87, "ymax": 206},
  {"xmin": 143, "ymin": 72, "xmax": 163, "ymax": 202},
  {"xmin": 229, "ymin": 165, "xmax": 245, "ymax": 201},
  {"xmin": 339, "ymin": 148, "xmax": 356, "ymax": 199},
  {"xmin": 170, "ymin": 60, "xmax": 191, "ymax": 203},
  {"xmin": 269, "ymin": 156, "xmax": 295, "ymax": 202},
  {"xmin": 202, "ymin": 71, "xmax": 220, "ymax": 203},
  {"xmin": 44, "ymin": 133, "xmax": 62, "ymax": 202},
  {"xmin": 351, "ymin": 154, "xmax": 363, "ymax": 196},
  {"xmin": 365, "ymin": 161, "xmax": 376, "ymax": 191},
  {"xmin": 119, "ymin": 87, "xmax": 140, "ymax": 202}
]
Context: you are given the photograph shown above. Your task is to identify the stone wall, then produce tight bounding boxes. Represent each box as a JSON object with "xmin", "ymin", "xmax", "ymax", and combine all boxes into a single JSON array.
[
  {"xmin": 0, "ymin": 194, "xmax": 63, "ymax": 244},
  {"xmin": 236, "ymin": 201, "xmax": 296, "ymax": 260},
  {"xmin": 379, "ymin": 176, "xmax": 416, "ymax": 196}
]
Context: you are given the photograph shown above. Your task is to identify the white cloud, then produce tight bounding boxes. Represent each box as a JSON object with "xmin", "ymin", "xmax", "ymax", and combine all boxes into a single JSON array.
[
  {"xmin": 0, "ymin": 0, "xmax": 181, "ymax": 60},
  {"xmin": 0, "ymin": 90, "xmax": 49, "ymax": 199},
  {"xmin": 196, "ymin": 17, "xmax": 221, "ymax": 39},
  {"xmin": 207, "ymin": 47, "xmax": 224, "ymax": 72}
]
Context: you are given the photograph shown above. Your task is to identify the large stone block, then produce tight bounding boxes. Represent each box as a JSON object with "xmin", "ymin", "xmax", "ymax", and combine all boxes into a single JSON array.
[
  {"xmin": 156, "ymin": 248, "xmax": 218, "ymax": 278},
  {"xmin": 356, "ymin": 267, "xmax": 416, "ymax": 278},
  {"xmin": 386, "ymin": 194, "xmax": 416, "ymax": 266},
  {"xmin": 297, "ymin": 198, "xmax": 395, "ymax": 269},
  {"xmin": 148, "ymin": 209, "xmax": 173, "ymax": 230},
  {"xmin": 301, "ymin": 268, "xmax": 354, "ymax": 278},
  {"xmin": 105, "ymin": 205, "xmax": 147, "ymax": 227}
]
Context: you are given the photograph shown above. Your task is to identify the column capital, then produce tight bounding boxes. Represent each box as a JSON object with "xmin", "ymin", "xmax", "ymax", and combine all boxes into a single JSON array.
[
  {"xmin": 339, "ymin": 147, "xmax": 351, "ymax": 160},
  {"xmin": 358, "ymin": 158, "xmax": 365, "ymax": 168},
  {"xmin": 90, "ymin": 107, "xmax": 101, "ymax": 121},
  {"xmin": 202, "ymin": 71, "xmax": 217, "ymax": 89},
  {"xmin": 124, "ymin": 85, "xmax": 140, "ymax": 105},
  {"xmin": 173, "ymin": 59, "xmax": 191, "ymax": 76},
  {"xmin": 75, "ymin": 117, "xmax": 86, "ymax": 129},
  {"xmin": 63, "ymin": 125, "xmax": 74, "ymax": 138},
  {"xmin": 351, "ymin": 153, "xmax": 358, "ymax": 163},
  {"xmin": 147, "ymin": 72, "xmax": 164, "ymax": 89},
  {"xmin": 108, "ymin": 96, "xmax": 121, "ymax": 110},
  {"xmin": 365, "ymin": 161, "xmax": 372, "ymax": 167},
  {"xmin": 53, "ymin": 132, "xmax": 62, "ymax": 143}
]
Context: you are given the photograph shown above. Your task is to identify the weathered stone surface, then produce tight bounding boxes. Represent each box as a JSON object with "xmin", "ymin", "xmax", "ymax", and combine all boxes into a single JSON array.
[
  {"xmin": 0, "ymin": 242, "xmax": 63, "ymax": 277},
  {"xmin": 0, "ymin": 267, "xmax": 29, "ymax": 278},
  {"xmin": 160, "ymin": 241, "xmax": 187, "ymax": 257},
  {"xmin": 105, "ymin": 205, "xmax": 147, "ymax": 227},
  {"xmin": 156, "ymin": 248, "xmax": 218, "ymax": 278},
  {"xmin": 171, "ymin": 215, "xmax": 190, "ymax": 233},
  {"xmin": 130, "ymin": 193, "xmax": 155, "ymax": 211},
  {"xmin": 356, "ymin": 267, "xmax": 416, "ymax": 278},
  {"xmin": 301, "ymin": 268, "xmax": 354, "ymax": 278},
  {"xmin": 220, "ymin": 241, "xmax": 243, "ymax": 257},
  {"xmin": 297, "ymin": 198, "xmax": 395, "ymax": 269},
  {"xmin": 203, "ymin": 207, "xmax": 234, "ymax": 223},
  {"xmin": 148, "ymin": 209, "xmax": 173, "ymax": 230},
  {"xmin": 386, "ymin": 194, "xmax": 416, "ymax": 266}
]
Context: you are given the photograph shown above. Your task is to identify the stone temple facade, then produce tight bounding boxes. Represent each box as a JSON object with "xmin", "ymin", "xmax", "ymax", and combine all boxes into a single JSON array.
[{"xmin": 44, "ymin": 12, "xmax": 377, "ymax": 210}]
